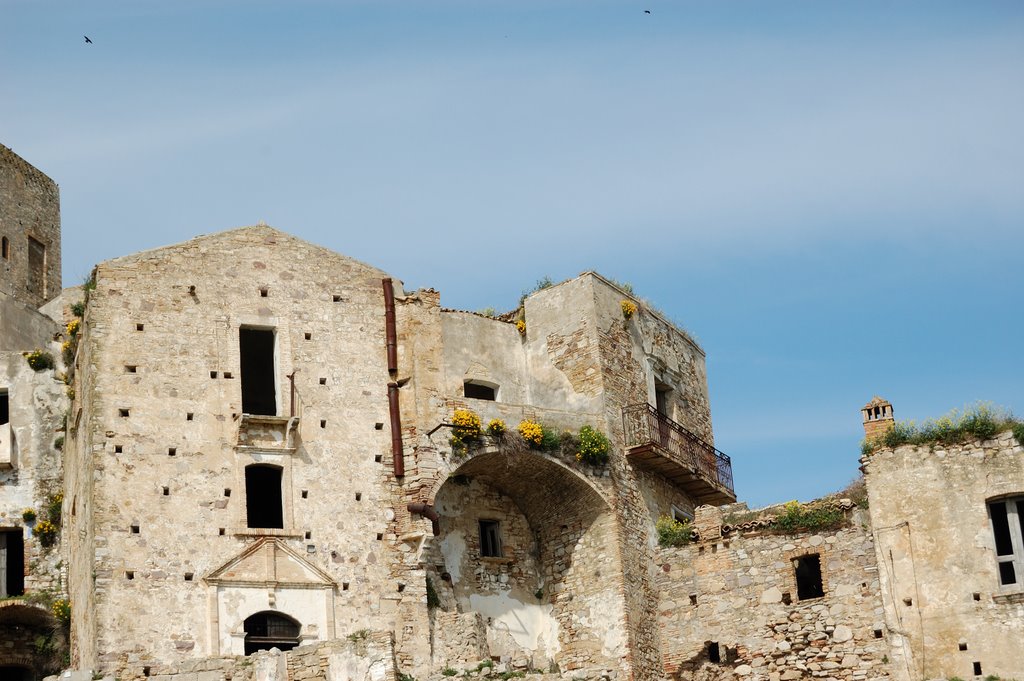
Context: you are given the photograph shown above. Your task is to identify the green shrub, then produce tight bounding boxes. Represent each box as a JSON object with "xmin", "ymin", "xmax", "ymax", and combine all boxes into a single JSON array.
[
  {"xmin": 53, "ymin": 436, "xmax": 64, "ymax": 451},
  {"xmin": 70, "ymin": 301, "xmax": 86, "ymax": 317},
  {"xmin": 1013, "ymin": 422, "xmax": 1024, "ymax": 447},
  {"xmin": 539, "ymin": 425, "xmax": 561, "ymax": 451},
  {"xmin": 22, "ymin": 508, "xmax": 37, "ymax": 523},
  {"xmin": 25, "ymin": 350, "xmax": 55, "ymax": 372},
  {"xmin": 577, "ymin": 425, "xmax": 610, "ymax": 465},
  {"xmin": 442, "ymin": 668, "xmax": 457, "ymax": 677},
  {"xmin": 656, "ymin": 515, "xmax": 692, "ymax": 547},
  {"xmin": 773, "ymin": 501, "xmax": 846, "ymax": 534}
]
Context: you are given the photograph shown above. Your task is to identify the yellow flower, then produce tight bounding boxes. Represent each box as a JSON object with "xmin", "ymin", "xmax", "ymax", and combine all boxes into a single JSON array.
[
  {"xmin": 486, "ymin": 419, "xmax": 506, "ymax": 436},
  {"xmin": 452, "ymin": 409, "xmax": 482, "ymax": 439},
  {"xmin": 517, "ymin": 419, "xmax": 543, "ymax": 446},
  {"xmin": 516, "ymin": 319, "xmax": 526, "ymax": 335},
  {"xmin": 66, "ymin": 319, "xmax": 80, "ymax": 337},
  {"xmin": 621, "ymin": 300, "xmax": 637, "ymax": 320}
]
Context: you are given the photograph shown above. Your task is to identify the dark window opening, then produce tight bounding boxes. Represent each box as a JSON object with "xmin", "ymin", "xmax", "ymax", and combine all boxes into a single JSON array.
[
  {"xmin": 245, "ymin": 464, "xmax": 283, "ymax": 529},
  {"xmin": 464, "ymin": 381, "xmax": 496, "ymax": 401},
  {"xmin": 655, "ymin": 384, "xmax": 672, "ymax": 417},
  {"xmin": 479, "ymin": 520, "xmax": 502, "ymax": 557},
  {"xmin": 795, "ymin": 553, "xmax": 824, "ymax": 600},
  {"xmin": 243, "ymin": 611, "xmax": 300, "ymax": 655},
  {"xmin": 874, "ymin": 629, "xmax": 883, "ymax": 639},
  {"xmin": 240, "ymin": 327, "xmax": 277, "ymax": 415},
  {"xmin": 0, "ymin": 529, "xmax": 25, "ymax": 597},
  {"xmin": 0, "ymin": 391, "xmax": 8, "ymax": 425},
  {"xmin": 988, "ymin": 496, "xmax": 1024, "ymax": 587},
  {"xmin": 707, "ymin": 641, "xmax": 720, "ymax": 663},
  {"xmin": 0, "ymin": 665, "xmax": 33, "ymax": 681},
  {"xmin": 27, "ymin": 236, "xmax": 45, "ymax": 296},
  {"xmin": 1, "ymin": 236, "xmax": 9, "ymax": 260},
  {"xmin": 959, "ymin": 642, "xmax": 968, "ymax": 651},
  {"xmin": 974, "ymin": 662, "xmax": 982, "ymax": 675}
]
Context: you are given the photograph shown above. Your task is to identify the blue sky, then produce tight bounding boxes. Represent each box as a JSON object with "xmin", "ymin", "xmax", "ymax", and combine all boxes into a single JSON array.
[{"xmin": 3, "ymin": 1, "xmax": 1022, "ymax": 507}]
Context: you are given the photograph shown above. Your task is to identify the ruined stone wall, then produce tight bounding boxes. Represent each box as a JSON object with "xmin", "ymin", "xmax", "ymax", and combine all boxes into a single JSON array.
[
  {"xmin": 862, "ymin": 431, "xmax": 1024, "ymax": 680},
  {"xmin": 656, "ymin": 508, "xmax": 892, "ymax": 681},
  {"xmin": 0, "ymin": 144, "xmax": 61, "ymax": 308},
  {"xmin": 67, "ymin": 227, "xmax": 409, "ymax": 675}
]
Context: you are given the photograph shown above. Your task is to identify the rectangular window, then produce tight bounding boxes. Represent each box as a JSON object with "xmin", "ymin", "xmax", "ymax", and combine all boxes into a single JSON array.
[
  {"xmin": 794, "ymin": 553, "xmax": 824, "ymax": 600},
  {"xmin": 463, "ymin": 381, "xmax": 497, "ymax": 401},
  {"xmin": 0, "ymin": 529, "xmax": 25, "ymax": 597},
  {"xmin": 479, "ymin": 520, "xmax": 502, "ymax": 558},
  {"xmin": 0, "ymin": 390, "xmax": 10, "ymax": 469},
  {"xmin": 0, "ymin": 390, "xmax": 8, "ymax": 425},
  {"xmin": 27, "ymin": 236, "xmax": 45, "ymax": 297},
  {"xmin": 245, "ymin": 464, "xmax": 284, "ymax": 529},
  {"xmin": 239, "ymin": 327, "xmax": 277, "ymax": 416},
  {"xmin": 989, "ymin": 497, "xmax": 1024, "ymax": 588}
]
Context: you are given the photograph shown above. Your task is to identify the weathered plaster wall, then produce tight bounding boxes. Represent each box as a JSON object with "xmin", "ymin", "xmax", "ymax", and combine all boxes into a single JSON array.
[
  {"xmin": 656, "ymin": 506, "xmax": 891, "ymax": 680},
  {"xmin": 0, "ymin": 144, "xmax": 61, "ymax": 308},
  {"xmin": 863, "ymin": 431, "xmax": 1024, "ymax": 680}
]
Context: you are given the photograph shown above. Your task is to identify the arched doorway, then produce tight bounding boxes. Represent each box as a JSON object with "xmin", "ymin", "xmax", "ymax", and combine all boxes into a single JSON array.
[{"xmin": 243, "ymin": 611, "xmax": 300, "ymax": 654}]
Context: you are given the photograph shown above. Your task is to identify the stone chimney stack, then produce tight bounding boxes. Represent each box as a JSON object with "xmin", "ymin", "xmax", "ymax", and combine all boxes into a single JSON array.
[{"xmin": 861, "ymin": 396, "xmax": 894, "ymax": 439}]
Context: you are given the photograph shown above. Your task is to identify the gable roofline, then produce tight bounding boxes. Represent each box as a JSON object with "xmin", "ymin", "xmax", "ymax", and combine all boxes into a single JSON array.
[{"xmin": 204, "ymin": 536, "xmax": 337, "ymax": 588}]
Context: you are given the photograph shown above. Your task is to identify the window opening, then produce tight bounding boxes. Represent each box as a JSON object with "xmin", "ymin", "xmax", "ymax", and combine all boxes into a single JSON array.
[
  {"xmin": 707, "ymin": 641, "xmax": 720, "ymax": 663},
  {"xmin": 1, "ymin": 236, "xmax": 8, "ymax": 260},
  {"xmin": 0, "ymin": 529, "xmax": 25, "ymax": 597},
  {"xmin": 795, "ymin": 553, "xmax": 824, "ymax": 600},
  {"xmin": 463, "ymin": 381, "xmax": 497, "ymax": 401},
  {"xmin": 27, "ymin": 236, "xmax": 45, "ymax": 297},
  {"xmin": 245, "ymin": 464, "xmax": 284, "ymax": 529},
  {"xmin": 671, "ymin": 505, "xmax": 692, "ymax": 523},
  {"xmin": 655, "ymin": 382, "xmax": 672, "ymax": 446},
  {"xmin": 0, "ymin": 390, "xmax": 8, "ymax": 425},
  {"xmin": 0, "ymin": 665, "xmax": 33, "ymax": 681},
  {"xmin": 239, "ymin": 327, "xmax": 277, "ymax": 415},
  {"xmin": 243, "ymin": 611, "xmax": 300, "ymax": 655},
  {"xmin": 479, "ymin": 520, "xmax": 502, "ymax": 557},
  {"xmin": 988, "ymin": 496, "xmax": 1024, "ymax": 588}
]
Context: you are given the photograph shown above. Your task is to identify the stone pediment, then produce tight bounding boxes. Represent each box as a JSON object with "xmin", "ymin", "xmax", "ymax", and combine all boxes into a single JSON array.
[{"xmin": 205, "ymin": 537, "xmax": 335, "ymax": 589}]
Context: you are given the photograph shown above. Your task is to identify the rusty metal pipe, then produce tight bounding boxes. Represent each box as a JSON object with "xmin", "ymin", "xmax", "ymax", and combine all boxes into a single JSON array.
[
  {"xmin": 407, "ymin": 502, "xmax": 440, "ymax": 536},
  {"xmin": 388, "ymin": 382, "xmax": 404, "ymax": 477},
  {"xmin": 383, "ymin": 278, "xmax": 398, "ymax": 374}
]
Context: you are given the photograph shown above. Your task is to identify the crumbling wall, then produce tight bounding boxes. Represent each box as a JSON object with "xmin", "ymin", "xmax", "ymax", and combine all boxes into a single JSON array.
[
  {"xmin": 656, "ymin": 507, "xmax": 892, "ymax": 681},
  {"xmin": 863, "ymin": 430, "xmax": 1024, "ymax": 680},
  {"xmin": 0, "ymin": 144, "xmax": 61, "ymax": 308}
]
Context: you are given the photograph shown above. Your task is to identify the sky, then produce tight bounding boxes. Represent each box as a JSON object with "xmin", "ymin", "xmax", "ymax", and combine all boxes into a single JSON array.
[{"xmin": 3, "ymin": 0, "xmax": 1022, "ymax": 507}]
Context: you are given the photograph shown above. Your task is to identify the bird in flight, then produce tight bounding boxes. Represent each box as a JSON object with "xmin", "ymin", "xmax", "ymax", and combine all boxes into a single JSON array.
[
  {"xmin": 84, "ymin": 35, "xmax": 93, "ymax": 43},
  {"xmin": 644, "ymin": 10, "xmax": 651, "ymax": 14}
]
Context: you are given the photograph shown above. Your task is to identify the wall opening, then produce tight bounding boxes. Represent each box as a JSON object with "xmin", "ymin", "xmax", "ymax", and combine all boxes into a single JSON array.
[
  {"xmin": 1, "ymin": 236, "xmax": 8, "ymax": 260},
  {"xmin": 0, "ymin": 666, "xmax": 33, "ymax": 681},
  {"xmin": 463, "ymin": 380, "xmax": 497, "ymax": 401},
  {"xmin": 479, "ymin": 519, "xmax": 502, "ymax": 557},
  {"xmin": 239, "ymin": 327, "xmax": 277, "ymax": 416},
  {"xmin": 988, "ymin": 496, "xmax": 1024, "ymax": 587},
  {"xmin": 243, "ymin": 611, "xmax": 300, "ymax": 655},
  {"xmin": 706, "ymin": 641, "xmax": 720, "ymax": 663},
  {"xmin": 0, "ymin": 529, "xmax": 25, "ymax": 597},
  {"xmin": 0, "ymin": 390, "xmax": 8, "ymax": 425},
  {"xmin": 245, "ymin": 465, "xmax": 283, "ymax": 529},
  {"xmin": 26, "ymin": 236, "xmax": 45, "ymax": 297},
  {"xmin": 794, "ymin": 553, "xmax": 824, "ymax": 600}
]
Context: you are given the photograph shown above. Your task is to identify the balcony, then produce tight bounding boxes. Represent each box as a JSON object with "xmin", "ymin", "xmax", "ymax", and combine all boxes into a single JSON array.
[
  {"xmin": 236, "ymin": 414, "xmax": 299, "ymax": 452},
  {"xmin": 622, "ymin": 403, "xmax": 735, "ymax": 505}
]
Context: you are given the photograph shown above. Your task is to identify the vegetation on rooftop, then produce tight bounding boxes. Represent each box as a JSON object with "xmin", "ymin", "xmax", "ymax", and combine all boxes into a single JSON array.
[{"xmin": 861, "ymin": 402, "xmax": 1024, "ymax": 456}]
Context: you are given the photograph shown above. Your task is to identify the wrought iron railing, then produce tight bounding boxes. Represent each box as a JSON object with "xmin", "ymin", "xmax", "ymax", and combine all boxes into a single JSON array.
[{"xmin": 622, "ymin": 403, "xmax": 734, "ymax": 497}]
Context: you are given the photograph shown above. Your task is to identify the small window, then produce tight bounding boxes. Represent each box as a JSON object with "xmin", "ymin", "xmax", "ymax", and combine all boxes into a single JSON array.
[
  {"xmin": 479, "ymin": 520, "xmax": 502, "ymax": 557},
  {"xmin": 0, "ymin": 390, "xmax": 8, "ymax": 426},
  {"xmin": 243, "ymin": 612, "xmax": 301, "ymax": 655},
  {"xmin": 463, "ymin": 380, "xmax": 497, "ymax": 401},
  {"xmin": 245, "ymin": 464, "xmax": 284, "ymax": 529},
  {"xmin": 794, "ymin": 553, "xmax": 824, "ymax": 600},
  {"xmin": 1, "ymin": 236, "xmax": 8, "ymax": 260},
  {"xmin": 0, "ymin": 529, "xmax": 25, "ymax": 597},
  {"xmin": 988, "ymin": 496, "xmax": 1024, "ymax": 588}
]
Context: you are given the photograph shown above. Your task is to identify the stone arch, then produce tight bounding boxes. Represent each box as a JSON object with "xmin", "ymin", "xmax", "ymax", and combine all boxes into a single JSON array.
[
  {"xmin": 243, "ymin": 610, "xmax": 301, "ymax": 654},
  {"xmin": 423, "ymin": 447, "xmax": 626, "ymax": 674},
  {"xmin": 0, "ymin": 600, "xmax": 63, "ymax": 679}
]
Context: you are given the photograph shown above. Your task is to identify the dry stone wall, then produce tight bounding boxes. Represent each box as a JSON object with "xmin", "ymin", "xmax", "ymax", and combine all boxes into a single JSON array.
[{"xmin": 656, "ymin": 507, "xmax": 892, "ymax": 681}]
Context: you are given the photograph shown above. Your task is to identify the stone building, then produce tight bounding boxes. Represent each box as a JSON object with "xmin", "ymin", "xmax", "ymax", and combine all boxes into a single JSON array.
[
  {"xmin": 4, "ymin": 142, "xmax": 1024, "ymax": 681},
  {"xmin": 0, "ymin": 145, "xmax": 70, "ymax": 680}
]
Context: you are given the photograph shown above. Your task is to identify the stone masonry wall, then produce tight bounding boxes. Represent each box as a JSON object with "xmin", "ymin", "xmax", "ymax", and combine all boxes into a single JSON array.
[
  {"xmin": 0, "ymin": 144, "xmax": 61, "ymax": 308},
  {"xmin": 862, "ymin": 430, "xmax": 1024, "ymax": 681},
  {"xmin": 656, "ymin": 507, "xmax": 892, "ymax": 681}
]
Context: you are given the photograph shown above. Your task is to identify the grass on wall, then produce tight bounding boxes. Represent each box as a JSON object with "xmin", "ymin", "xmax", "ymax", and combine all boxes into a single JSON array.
[{"xmin": 862, "ymin": 402, "xmax": 1024, "ymax": 456}]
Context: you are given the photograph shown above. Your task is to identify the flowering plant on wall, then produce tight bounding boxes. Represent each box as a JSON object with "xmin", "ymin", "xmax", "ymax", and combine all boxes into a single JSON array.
[
  {"xmin": 576, "ymin": 425, "xmax": 611, "ymax": 465},
  {"xmin": 621, "ymin": 300, "xmax": 637, "ymax": 320},
  {"xmin": 516, "ymin": 319, "xmax": 526, "ymax": 335},
  {"xmin": 450, "ymin": 408, "xmax": 482, "ymax": 456},
  {"xmin": 486, "ymin": 419, "xmax": 506, "ymax": 437},
  {"xmin": 25, "ymin": 349, "xmax": 55, "ymax": 371},
  {"xmin": 33, "ymin": 519, "xmax": 59, "ymax": 547},
  {"xmin": 517, "ymin": 419, "xmax": 544, "ymax": 447}
]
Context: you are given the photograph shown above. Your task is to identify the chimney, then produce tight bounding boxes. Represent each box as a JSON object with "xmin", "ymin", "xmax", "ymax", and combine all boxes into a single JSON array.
[{"xmin": 861, "ymin": 396, "xmax": 894, "ymax": 439}]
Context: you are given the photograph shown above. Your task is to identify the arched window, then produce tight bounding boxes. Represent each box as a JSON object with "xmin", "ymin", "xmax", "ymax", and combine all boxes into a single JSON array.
[
  {"xmin": 243, "ymin": 611, "xmax": 300, "ymax": 654},
  {"xmin": 245, "ymin": 464, "xmax": 283, "ymax": 529}
]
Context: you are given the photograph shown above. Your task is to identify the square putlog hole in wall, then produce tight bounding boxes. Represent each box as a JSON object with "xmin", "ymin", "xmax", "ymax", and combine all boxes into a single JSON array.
[
  {"xmin": 125, "ymin": 365, "xmax": 137, "ymax": 373},
  {"xmin": 260, "ymin": 287, "xmax": 269, "ymax": 297},
  {"xmin": 136, "ymin": 323, "xmax": 144, "ymax": 331},
  {"xmin": 118, "ymin": 408, "xmax": 130, "ymax": 418},
  {"xmin": 319, "ymin": 377, "xmax": 327, "ymax": 385}
]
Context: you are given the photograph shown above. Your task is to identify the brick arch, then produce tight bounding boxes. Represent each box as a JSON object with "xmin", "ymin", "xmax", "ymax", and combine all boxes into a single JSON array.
[{"xmin": 0, "ymin": 599, "xmax": 58, "ymax": 628}]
